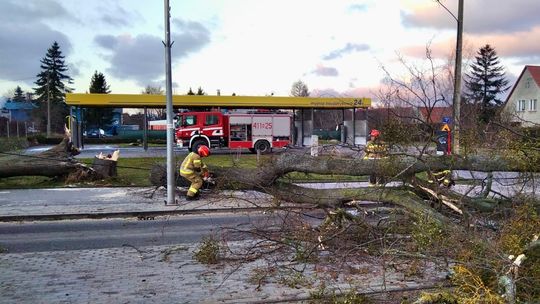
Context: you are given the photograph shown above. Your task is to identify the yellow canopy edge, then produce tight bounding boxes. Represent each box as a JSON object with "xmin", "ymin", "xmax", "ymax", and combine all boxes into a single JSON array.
[{"xmin": 65, "ymin": 93, "xmax": 371, "ymax": 109}]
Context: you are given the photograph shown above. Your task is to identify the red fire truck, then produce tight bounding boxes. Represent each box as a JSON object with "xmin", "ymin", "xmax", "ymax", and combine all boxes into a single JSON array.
[{"xmin": 175, "ymin": 111, "xmax": 292, "ymax": 153}]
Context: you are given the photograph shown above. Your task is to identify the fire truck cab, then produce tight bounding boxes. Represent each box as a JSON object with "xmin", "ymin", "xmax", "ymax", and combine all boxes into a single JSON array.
[{"xmin": 175, "ymin": 111, "xmax": 292, "ymax": 153}]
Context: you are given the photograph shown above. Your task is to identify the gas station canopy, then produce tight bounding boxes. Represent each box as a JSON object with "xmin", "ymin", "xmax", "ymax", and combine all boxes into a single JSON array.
[{"xmin": 66, "ymin": 93, "xmax": 371, "ymax": 109}]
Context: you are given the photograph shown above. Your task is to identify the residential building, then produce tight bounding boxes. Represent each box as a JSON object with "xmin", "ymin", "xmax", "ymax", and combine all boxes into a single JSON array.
[
  {"xmin": 1, "ymin": 98, "xmax": 36, "ymax": 122},
  {"xmin": 417, "ymin": 106, "xmax": 453, "ymax": 125},
  {"xmin": 504, "ymin": 65, "xmax": 540, "ymax": 127}
]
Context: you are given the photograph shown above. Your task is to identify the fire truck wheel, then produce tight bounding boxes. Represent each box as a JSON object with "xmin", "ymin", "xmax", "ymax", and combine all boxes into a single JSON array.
[
  {"xmin": 191, "ymin": 139, "xmax": 208, "ymax": 154},
  {"xmin": 254, "ymin": 140, "xmax": 271, "ymax": 154}
]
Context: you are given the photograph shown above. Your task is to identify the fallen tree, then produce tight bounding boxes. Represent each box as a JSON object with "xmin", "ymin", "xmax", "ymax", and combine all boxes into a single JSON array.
[
  {"xmin": 151, "ymin": 151, "xmax": 539, "ymax": 220},
  {"xmin": 0, "ymin": 128, "xmax": 105, "ymax": 180}
]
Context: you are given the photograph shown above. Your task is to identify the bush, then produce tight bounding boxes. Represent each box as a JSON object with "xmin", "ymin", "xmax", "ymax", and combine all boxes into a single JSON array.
[
  {"xmin": 193, "ymin": 235, "xmax": 221, "ymax": 264},
  {"xmin": 26, "ymin": 133, "xmax": 63, "ymax": 145},
  {"xmin": 0, "ymin": 137, "xmax": 29, "ymax": 152}
]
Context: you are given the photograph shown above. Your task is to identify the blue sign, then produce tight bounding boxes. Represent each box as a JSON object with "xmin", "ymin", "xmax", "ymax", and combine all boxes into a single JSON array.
[{"xmin": 442, "ymin": 116, "xmax": 451, "ymax": 124}]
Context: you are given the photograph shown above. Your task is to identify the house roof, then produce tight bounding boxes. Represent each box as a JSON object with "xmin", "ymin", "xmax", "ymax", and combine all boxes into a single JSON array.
[
  {"xmin": 528, "ymin": 65, "xmax": 540, "ymax": 87},
  {"xmin": 505, "ymin": 65, "xmax": 540, "ymax": 104},
  {"xmin": 2, "ymin": 101, "xmax": 36, "ymax": 110},
  {"xmin": 418, "ymin": 107, "xmax": 452, "ymax": 124},
  {"xmin": 369, "ymin": 107, "xmax": 417, "ymax": 118}
]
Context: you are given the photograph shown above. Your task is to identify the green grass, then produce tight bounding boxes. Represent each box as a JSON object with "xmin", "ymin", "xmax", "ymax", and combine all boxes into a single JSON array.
[{"xmin": 0, "ymin": 154, "xmax": 365, "ymax": 189}]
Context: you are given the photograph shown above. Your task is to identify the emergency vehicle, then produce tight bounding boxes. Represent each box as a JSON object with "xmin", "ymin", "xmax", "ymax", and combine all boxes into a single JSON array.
[{"xmin": 175, "ymin": 111, "xmax": 292, "ymax": 153}]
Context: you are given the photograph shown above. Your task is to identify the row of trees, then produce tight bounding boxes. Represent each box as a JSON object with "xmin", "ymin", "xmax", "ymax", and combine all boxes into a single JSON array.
[
  {"xmin": 6, "ymin": 40, "xmax": 217, "ymax": 136},
  {"xmin": 291, "ymin": 44, "xmax": 510, "ymax": 125},
  {"xmin": 4, "ymin": 41, "xmax": 510, "ymax": 137}
]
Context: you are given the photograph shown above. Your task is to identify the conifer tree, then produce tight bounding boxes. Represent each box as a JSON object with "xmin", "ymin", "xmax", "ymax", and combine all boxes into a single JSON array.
[
  {"xmin": 33, "ymin": 41, "xmax": 73, "ymax": 136},
  {"xmin": 464, "ymin": 44, "xmax": 510, "ymax": 123},
  {"xmin": 12, "ymin": 86, "xmax": 25, "ymax": 102},
  {"xmin": 85, "ymin": 71, "xmax": 114, "ymax": 132}
]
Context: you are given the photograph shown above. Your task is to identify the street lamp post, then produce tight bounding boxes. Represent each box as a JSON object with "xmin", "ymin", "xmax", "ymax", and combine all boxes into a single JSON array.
[{"xmin": 164, "ymin": 0, "xmax": 175, "ymax": 205}]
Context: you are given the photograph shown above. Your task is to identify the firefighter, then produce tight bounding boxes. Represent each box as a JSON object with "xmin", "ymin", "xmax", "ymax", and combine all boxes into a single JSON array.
[
  {"xmin": 180, "ymin": 145, "xmax": 211, "ymax": 200},
  {"xmin": 364, "ymin": 129, "xmax": 388, "ymax": 185},
  {"xmin": 428, "ymin": 169, "xmax": 455, "ymax": 188}
]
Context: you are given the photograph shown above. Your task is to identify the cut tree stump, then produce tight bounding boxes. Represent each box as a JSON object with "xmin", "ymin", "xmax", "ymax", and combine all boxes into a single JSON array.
[{"xmin": 92, "ymin": 157, "xmax": 117, "ymax": 178}]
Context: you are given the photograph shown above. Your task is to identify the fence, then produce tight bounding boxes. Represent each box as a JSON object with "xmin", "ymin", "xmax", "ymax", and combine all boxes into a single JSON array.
[{"xmin": 0, "ymin": 119, "xmax": 38, "ymax": 138}]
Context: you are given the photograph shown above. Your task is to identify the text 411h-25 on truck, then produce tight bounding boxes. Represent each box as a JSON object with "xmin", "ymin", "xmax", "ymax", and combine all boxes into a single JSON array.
[{"xmin": 175, "ymin": 110, "xmax": 292, "ymax": 153}]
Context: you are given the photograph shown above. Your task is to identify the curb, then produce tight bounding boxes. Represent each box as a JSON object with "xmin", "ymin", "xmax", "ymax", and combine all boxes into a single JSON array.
[{"xmin": 0, "ymin": 206, "xmax": 312, "ymax": 222}]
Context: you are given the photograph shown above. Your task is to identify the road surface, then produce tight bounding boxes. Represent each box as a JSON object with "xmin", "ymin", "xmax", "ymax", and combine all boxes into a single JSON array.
[{"xmin": 0, "ymin": 212, "xmax": 271, "ymax": 253}]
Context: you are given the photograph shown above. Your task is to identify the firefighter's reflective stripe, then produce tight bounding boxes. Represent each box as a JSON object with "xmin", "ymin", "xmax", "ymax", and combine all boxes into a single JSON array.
[
  {"xmin": 364, "ymin": 141, "xmax": 388, "ymax": 159},
  {"xmin": 180, "ymin": 152, "xmax": 196, "ymax": 175},
  {"xmin": 188, "ymin": 186, "xmax": 198, "ymax": 194},
  {"xmin": 193, "ymin": 159, "xmax": 202, "ymax": 167},
  {"xmin": 180, "ymin": 168, "xmax": 193, "ymax": 175}
]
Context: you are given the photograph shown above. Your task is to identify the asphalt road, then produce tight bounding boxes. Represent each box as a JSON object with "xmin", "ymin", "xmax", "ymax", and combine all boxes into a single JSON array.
[
  {"xmin": 24, "ymin": 144, "xmax": 277, "ymax": 158},
  {"xmin": 0, "ymin": 213, "xmax": 269, "ymax": 253}
]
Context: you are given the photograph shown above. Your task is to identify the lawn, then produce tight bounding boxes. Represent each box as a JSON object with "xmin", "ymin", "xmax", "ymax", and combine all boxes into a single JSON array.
[{"xmin": 0, "ymin": 154, "xmax": 366, "ymax": 189}]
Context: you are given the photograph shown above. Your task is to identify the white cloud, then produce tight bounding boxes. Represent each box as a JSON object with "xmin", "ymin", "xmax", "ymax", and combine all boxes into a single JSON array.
[
  {"xmin": 0, "ymin": 1, "xmax": 73, "ymax": 86},
  {"xmin": 94, "ymin": 19, "xmax": 211, "ymax": 86}
]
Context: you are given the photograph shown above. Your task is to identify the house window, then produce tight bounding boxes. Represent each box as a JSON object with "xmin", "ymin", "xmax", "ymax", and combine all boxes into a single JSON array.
[
  {"xmin": 517, "ymin": 100, "xmax": 527, "ymax": 112},
  {"xmin": 530, "ymin": 99, "xmax": 538, "ymax": 111},
  {"xmin": 525, "ymin": 78, "xmax": 531, "ymax": 88}
]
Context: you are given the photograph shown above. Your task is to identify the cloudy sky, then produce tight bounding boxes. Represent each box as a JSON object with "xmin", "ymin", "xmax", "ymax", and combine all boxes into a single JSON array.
[{"xmin": 0, "ymin": 0, "xmax": 539, "ymax": 100}]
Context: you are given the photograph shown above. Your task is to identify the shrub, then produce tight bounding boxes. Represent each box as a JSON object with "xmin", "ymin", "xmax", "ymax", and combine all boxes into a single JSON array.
[
  {"xmin": 193, "ymin": 235, "xmax": 221, "ymax": 264},
  {"xmin": 0, "ymin": 137, "xmax": 29, "ymax": 152}
]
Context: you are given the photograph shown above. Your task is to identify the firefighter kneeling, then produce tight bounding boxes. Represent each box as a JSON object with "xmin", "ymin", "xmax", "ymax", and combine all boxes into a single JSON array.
[{"xmin": 180, "ymin": 145, "xmax": 211, "ymax": 201}]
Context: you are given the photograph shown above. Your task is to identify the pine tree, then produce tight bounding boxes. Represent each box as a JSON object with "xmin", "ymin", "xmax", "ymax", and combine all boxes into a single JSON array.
[
  {"xmin": 12, "ymin": 86, "xmax": 25, "ymax": 102},
  {"xmin": 89, "ymin": 71, "xmax": 111, "ymax": 94},
  {"xmin": 196, "ymin": 87, "xmax": 205, "ymax": 95},
  {"xmin": 464, "ymin": 44, "xmax": 510, "ymax": 123},
  {"xmin": 187, "ymin": 88, "xmax": 195, "ymax": 95},
  {"xmin": 33, "ymin": 41, "xmax": 74, "ymax": 136},
  {"xmin": 290, "ymin": 80, "xmax": 309, "ymax": 97},
  {"xmin": 84, "ymin": 71, "xmax": 114, "ymax": 131}
]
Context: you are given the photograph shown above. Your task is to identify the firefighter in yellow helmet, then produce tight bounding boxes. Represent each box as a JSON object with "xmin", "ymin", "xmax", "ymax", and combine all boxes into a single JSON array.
[
  {"xmin": 364, "ymin": 129, "xmax": 389, "ymax": 185},
  {"xmin": 180, "ymin": 145, "xmax": 211, "ymax": 200}
]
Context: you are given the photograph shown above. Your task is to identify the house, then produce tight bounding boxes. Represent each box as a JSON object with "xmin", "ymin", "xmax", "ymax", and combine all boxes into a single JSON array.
[
  {"xmin": 368, "ymin": 106, "xmax": 452, "ymax": 128},
  {"xmin": 1, "ymin": 98, "xmax": 36, "ymax": 122},
  {"xmin": 504, "ymin": 65, "xmax": 540, "ymax": 127},
  {"xmin": 418, "ymin": 107, "xmax": 453, "ymax": 125},
  {"xmin": 367, "ymin": 107, "xmax": 419, "ymax": 130}
]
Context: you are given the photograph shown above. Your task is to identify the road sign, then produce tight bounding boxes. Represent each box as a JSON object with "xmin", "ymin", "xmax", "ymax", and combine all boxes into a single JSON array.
[
  {"xmin": 442, "ymin": 116, "xmax": 451, "ymax": 124},
  {"xmin": 441, "ymin": 124, "xmax": 451, "ymax": 132}
]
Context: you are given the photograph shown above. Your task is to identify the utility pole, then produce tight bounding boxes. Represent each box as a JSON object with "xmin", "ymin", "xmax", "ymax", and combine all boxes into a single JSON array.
[
  {"xmin": 47, "ymin": 72, "xmax": 51, "ymax": 138},
  {"xmin": 451, "ymin": 0, "xmax": 464, "ymax": 155},
  {"xmin": 164, "ymin": 0, "xmax": 175, "ymax": 205}
]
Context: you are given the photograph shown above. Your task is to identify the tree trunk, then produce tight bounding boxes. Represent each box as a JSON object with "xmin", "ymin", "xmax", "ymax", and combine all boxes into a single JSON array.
[
  {"xmin": 0, "ymin": 137, "xmax": 85, "ymax": 178},
  {"xmin": 91, "ymin": 158, "xmax": 117, "ymax": 178},
  {"xmin": 150, "ymin": 152, "xmax": 539, "ymax": 223},
  {"xmin": 0, "ymin": 130, "xmax": 98, "ymax": 180}
]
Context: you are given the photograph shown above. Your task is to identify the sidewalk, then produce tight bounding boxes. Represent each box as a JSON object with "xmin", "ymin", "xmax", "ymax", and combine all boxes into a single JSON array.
[
  {"xmin": 0, "ymin": 187, "xmax": 451, "ymax": 303},
  {"xmin": 0, "ymin": 182, "xmax": 382, "ymax": 222},
  {"xmin": 0, "ymin": 187, "xmax": 279, "ymax": 221},
  {"xmin": 0, "ymin": 241, "xmax": 448, "ymax": 303}
]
